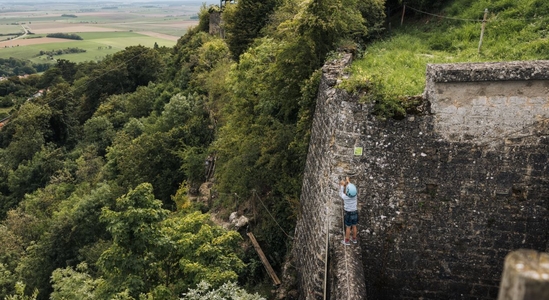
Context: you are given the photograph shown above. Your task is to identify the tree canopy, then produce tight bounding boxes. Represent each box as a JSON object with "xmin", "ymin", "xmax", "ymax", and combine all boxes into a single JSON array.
[{"xmin": 0, "ymin": 0, "xmax": 384, "ymax": 298}]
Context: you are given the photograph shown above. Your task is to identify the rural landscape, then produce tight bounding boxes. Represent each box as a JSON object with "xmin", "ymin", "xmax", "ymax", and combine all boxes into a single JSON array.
[{"xmin": 0, "ymin": 1, "xmax": 202, "ymax": 63}]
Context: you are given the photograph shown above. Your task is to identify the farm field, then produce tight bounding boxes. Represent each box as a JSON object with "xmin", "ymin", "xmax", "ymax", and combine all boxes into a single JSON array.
[
  {"xmin": 0, "ymin": 32, "xmax": 177, "ymax": 63},
  {"xmin": 0, "ymin": 1, "xmax": 204, "ymax": 63}
]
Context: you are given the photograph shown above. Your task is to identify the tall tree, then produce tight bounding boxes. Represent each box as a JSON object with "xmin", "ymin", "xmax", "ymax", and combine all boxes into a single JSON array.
[
  {"xmin": 223, "ymin": 0, "xmax": 280, "ymax": 60},
  {"xmin": 97, "ymin": 184, "xmax": 244, "ymax": 298},
  {"xmin": 97, "ymin": 183, "xmax": 169, "ymax": 299}
]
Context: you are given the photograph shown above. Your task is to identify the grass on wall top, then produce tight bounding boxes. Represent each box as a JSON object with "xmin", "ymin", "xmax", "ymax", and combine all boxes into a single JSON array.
[{"xmin": 345, "ymin": 0, "xmax": 549, "ymax": 117}]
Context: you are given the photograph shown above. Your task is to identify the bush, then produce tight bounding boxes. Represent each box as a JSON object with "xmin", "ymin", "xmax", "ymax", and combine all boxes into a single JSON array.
[{"xmin": 46, "ymin": 33, "xmax": 83, "ymax": 40}]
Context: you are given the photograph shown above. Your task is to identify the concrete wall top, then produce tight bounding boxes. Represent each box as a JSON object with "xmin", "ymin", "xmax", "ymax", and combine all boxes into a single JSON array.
[
  {"xmin": 425, "ymin": 60, "xmax": 549, "ymax": 145},
  {"xmin": 426, "ymin": 60, "xmax": 549, "ymax": 83}
]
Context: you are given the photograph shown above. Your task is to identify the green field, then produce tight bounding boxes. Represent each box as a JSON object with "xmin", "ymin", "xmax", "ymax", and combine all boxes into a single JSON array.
[
  {"xmin": 0, "ymin": 25, "xmax": 24, "ymax": 35},
  {"xmin": 0, "ymin": 1, "xmax": 200, "ymax": 63},
  {"xmin": 0, "ymin": 31, "xmax": 178, "ymax": 63}
]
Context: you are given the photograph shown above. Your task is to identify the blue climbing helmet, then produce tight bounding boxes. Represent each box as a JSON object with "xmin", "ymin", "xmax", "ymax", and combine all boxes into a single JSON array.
[{"xmin": 346, "ymin": 183, "xmax": 357, "ymax": 197}]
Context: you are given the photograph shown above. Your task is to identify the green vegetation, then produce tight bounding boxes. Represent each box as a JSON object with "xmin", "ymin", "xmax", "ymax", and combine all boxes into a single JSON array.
[
  {"xmin": 0, "ymin": 32, "xmax": 176, "ymax": 64},
  {"xmin": 46, "ymin": 33, "xmax": 83, "ymax": 40},
  {"xmin": 1, "ymin": 0, "xmax": 546, "ymax": 298},
  {"xmin": 345, "ymin": 0, "xmax": 549, "ymax": 118},
  {"xmin": 0, "ymin": 57, "xmax": 50, "ymax": 77},
  {"xmin": 183, "ymin": 281, "xmax": 265, "ymax": 299},
  {"xmin": 0, "ymin": 0, "xmax": 382, "ymax": 296},
  {"xmin": 38, "ymin": 48, "xmax": 86, "ymax": 57},
  {"xmin": 0, "ymin": 25, "xmax": 24, "ymax": 35}
]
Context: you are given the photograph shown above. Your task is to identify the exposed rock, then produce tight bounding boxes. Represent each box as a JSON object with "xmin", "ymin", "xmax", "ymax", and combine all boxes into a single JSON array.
[{"xmin": 229, "ymin": 212, "xmax": 249, "ymax": 229}]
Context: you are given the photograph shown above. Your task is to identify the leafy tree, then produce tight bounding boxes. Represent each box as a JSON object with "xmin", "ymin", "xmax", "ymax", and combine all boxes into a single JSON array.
[
  {"xmin": 182, "ymin": 281, "xmax": 265, "ymax": 300},
  {"xmin": 297, "ymin": 0, "xmax": 366, "ymax": 62},
  {"xmin": 387, "ymin": 0, "xmax": 449, "ymax": 12},
  {"xmin": 77, "ymin": 46, "xmax": 163, "ymax": 122},
  {"xmin": 159, "ymin": 212, "xmax": 245, "ymax": 293},
  {"xmin": 82, "ymin": 116, "xmax": 116, "ymax": 154},
  {"xmin": 171, "ymin": 32, "xmax": 219, "ymax": 91},
  {"xmin": 0, "ymin": 263, "xmax": 15, "ymax": 297},
  {"xmin": 50, "ymin": 263, "xmax": 99, "ymax": 300},
  {"xmin": 4, "ymin": 282, "xmax": 38, "ymax": 300},
  {"xmin": 96, "ymin": 184, "xmax": 244, "ymax": 298},
  {"xmin": 93, "ymin": 82, "xmax": 183, "ymax": 124},
  {"xmin": 12, "ymin": 183, "xmax": 114, "ymax": 300},
  {"xmin": 223, "ymin": 0, "xmax": 279, "ymax": 60},
  {"xmin": 115, "ymin": 46, "xmax": 164, "ymax": 89},
  {"xmin": 104, "ymin": 131, "xmax": 184, "ymax": 206},
  {"xmin": 55, "ymin": 59, "xmax": 78, "ymax": 84},
  {"xmin": 0, "ymin": 76, "xmax": 38, "ymax": 98},
  {"xmin": 77, "ymin": 63, "xmax": 130, "ymax": 122},
  {"xmin": 0, "ymin": 57, "xmax": 48, "ymax": 77},
  {"xmin": 178, "ymin": 146, "xmax": 208, "ymax": 185},
  {"xmin": 2, "ymin": 102, "xmax": 52, "ymax": 166},
  {"xmin": 194, "ymin": 39, "xmax": 231, "ymax": 74},
  {"xmin": 193, "ymin": 4, "xmax": 212, "ymax": 34},
  {"xmin": 39, "ymin": 83, "xmax": 81, "ymax": 147},
  {"xmin": 38, "ymin": 68, "xmax": 64, "ymax": 88},
  {"xmin": 358, "ymin": 0, "xmax": 386, "ymax": 40},
  {"xmin": 96, "ymin": 183, "xmax": 170, "ymax": 299},
  {"xmin": 7, "ymin": 144, "xmax": 64, "ymax": 203},
  {"xmin": 74, "ymin": 145, "xmax": 105, "ymax": 184}
]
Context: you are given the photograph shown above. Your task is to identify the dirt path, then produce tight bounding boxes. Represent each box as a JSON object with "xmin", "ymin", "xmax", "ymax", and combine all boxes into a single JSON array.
[
  {"xmin": 0, "ymin": 37, "xmax": 73, "ymax": 46},
  {"xmin": 137, "ymin": 31, "xmax": 180, "ymax": 41}
]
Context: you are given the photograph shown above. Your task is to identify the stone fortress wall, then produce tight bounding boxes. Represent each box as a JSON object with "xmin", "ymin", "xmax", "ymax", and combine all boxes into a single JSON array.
[{"xmin": 293, "ymin": 56, "xmax": 549, "ymax": 299}]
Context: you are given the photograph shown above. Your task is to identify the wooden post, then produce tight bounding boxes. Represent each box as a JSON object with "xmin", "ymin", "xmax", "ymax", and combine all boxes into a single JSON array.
[
  {"xmin": 400, "ymin": 4, "xmax": 406, "ymax": 26},
  {"xmin": 497, "ymin": 249, "xmax": 549, "ymax": 300},
  {"xmin": 247, "ymin": 232, "xmax": 281, "ymax": 285},
  {"xmin": 478, "ymin": 8, "xmax": 488, "ymax": 53}
]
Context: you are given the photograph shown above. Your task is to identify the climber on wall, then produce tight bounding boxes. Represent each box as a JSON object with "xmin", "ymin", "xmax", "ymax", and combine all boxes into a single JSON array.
[{"xmin": 339, "ymin": 176, "xmax": 358, "ymax": 245}]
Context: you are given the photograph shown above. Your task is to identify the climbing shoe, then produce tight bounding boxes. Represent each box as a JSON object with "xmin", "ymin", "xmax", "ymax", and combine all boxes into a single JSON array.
[
  {"xmin": 351, "ymin": 238, "xmax": 358, "ymax": 244},
  {"xmin": 341, "ymin": 239, "xmax": 350, "ymax": 246}
]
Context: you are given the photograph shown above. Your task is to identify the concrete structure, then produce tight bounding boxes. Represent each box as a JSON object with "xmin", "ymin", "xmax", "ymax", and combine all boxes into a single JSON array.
[
  {"xmin": 209, "ymin": 10, "xmax": 223, "ymax": 38},
  {"xmin": 497, "ymin": 249, "xmax": 549, "ymax": 300},
  {"xmin": 293, "ymin": 57, "xmax": 549, "ymax": 299}
]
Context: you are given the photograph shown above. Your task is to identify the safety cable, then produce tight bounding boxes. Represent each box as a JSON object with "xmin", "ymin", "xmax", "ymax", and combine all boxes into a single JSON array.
[
  {"xmin": 405, "ymin": 5, "xmax": 482, "ymax": 22},
  {"xmin": 405, "ymin": 5, "xmax": 547, "ymax": 23},
  {"xmin": 252, "ymin": 190, "xmax": 294, "ymax": 240},
  {"xmin": 323, "ymin": 203, "xmax": 329, "ymax": 300},
  {"xmin": 341, "ymin": 193, "xmax": 352, "ymax": 299}
]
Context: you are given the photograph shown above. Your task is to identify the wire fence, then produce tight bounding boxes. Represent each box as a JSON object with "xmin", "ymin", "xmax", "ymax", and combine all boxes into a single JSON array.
[
  {"xmin": 403, "ymin": 4, "xmax": 548, "ymax": 23},
  {"xmin": 399, "ymin": 4, "xmax": 549, "ymax": 53},
  {"xmin": 405, "ymin": 5, "xmax": 482, "ymax": 22}
]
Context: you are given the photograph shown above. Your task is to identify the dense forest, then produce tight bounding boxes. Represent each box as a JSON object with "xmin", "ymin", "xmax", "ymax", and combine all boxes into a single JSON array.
[
  {"xmin": 0, "ymin": 0, "xmax": 385, "ymax": 297},
  {"xmin": 1, "ymin": 0, "xmax": 547, "ymax": 298},
  {"xmin": 0, "ymin": 58, "xmax": 50, "ymax": 78}
]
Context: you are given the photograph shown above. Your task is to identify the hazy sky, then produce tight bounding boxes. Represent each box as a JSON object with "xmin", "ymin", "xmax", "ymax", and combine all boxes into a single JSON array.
[{"xmin": 0, "ymin": 0, "xmax": 218, "ymax": 3}]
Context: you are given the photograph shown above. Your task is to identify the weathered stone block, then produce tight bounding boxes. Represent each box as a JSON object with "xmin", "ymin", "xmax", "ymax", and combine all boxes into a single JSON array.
[{"xmin": 497, "ymin": 249, "xmax": 549, "ymax": 300}]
